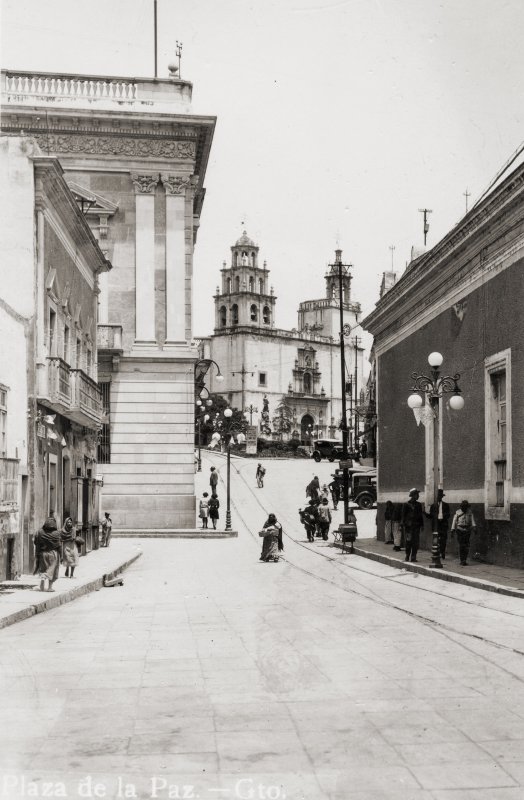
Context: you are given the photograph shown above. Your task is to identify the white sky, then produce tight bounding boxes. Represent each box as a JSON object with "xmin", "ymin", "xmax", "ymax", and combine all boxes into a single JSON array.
[{"xmin": 2, "ymin": 0, "xmax": 523, "ymax": 356}]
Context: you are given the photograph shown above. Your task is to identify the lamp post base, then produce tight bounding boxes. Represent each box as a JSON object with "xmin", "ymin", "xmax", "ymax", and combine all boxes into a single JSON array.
[
  {"xmin": 225, "ymin": 510, "xmax": 232, "ymax": 532},
  {"xmin": 429, "ymin": 533, "xmax": 443, "ymax": 568}
]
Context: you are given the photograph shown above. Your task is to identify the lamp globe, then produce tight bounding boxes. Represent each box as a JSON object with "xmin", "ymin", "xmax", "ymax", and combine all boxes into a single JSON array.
[
  {"xmin": 224, "ymin": 408, "xmax": 233, "ymax": 418},
  {"xmin": 449, "ymin": 394, "xmax": 465, "ymax": 411},
  {"xmin": 428, "ymin": 351, "xmax": 443, "ymax": 368},
  {"xmin": 407, "ymin": 394, "xmax": 423, "ymax": 409}
]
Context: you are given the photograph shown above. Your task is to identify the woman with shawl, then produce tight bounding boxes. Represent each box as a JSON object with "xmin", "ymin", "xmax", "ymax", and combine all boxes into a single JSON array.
[
  {"xmin": 34, "ymin": 517, "xmax": 61, "ymax": 592},
  {"xmin": 259, "ymin": 513, "xmax": 284, "ymax": 562},
  {"xmin": 61, "ymin": 517, "xmax": 79, "ymax": 578}
]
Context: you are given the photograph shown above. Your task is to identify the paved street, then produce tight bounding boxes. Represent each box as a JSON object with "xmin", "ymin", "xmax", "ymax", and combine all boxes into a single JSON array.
[{"xmin": 1, "ymin": 454, "xmax": 524, "ymax": 800}]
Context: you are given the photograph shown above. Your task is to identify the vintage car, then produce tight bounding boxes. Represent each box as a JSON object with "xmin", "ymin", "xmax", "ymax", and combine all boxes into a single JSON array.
[
  {"xmin": 332, "ymin": 467, "xmax": 377, "ymax": 509},
  {"xmin": 311, "ymin": 439, "xmax": 344, "ymax": 463}
]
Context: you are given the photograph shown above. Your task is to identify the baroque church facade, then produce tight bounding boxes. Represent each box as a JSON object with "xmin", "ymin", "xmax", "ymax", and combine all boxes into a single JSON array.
[{"xmin": 198, "ymin": 232, "xmax": 365, "ymax": 442}]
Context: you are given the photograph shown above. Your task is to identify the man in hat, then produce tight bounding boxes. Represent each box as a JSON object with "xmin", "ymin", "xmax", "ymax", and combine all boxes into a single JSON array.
[
  {"xmin": 401, "ymin": 488, "xmax": 424, "ymax": 563},
  {"xmin": 451, "ymin": 499, "xmax": 477, "ymax": 566},
  {"xmin": 426, "ymin": 488, "xmax": 450, "ymax": 559}
]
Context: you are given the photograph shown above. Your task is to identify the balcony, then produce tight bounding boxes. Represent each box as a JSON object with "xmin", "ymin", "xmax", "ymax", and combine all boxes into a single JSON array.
[
  {"xmin": 97, "ymin": 324, "xmax": 123, "ymax": 354},
  {"xmin": 70, "ymin": 369, "xmax": 102, "ymax": 427},
  {"xmin": 39, "ymin": 357, "xmax": 72, "ymax": 415}
]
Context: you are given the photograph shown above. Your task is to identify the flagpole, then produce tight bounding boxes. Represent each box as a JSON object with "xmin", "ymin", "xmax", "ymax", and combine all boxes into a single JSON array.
[{"xmin": 154, "ymin": 0, "xmax": 158, "ymax": 78}]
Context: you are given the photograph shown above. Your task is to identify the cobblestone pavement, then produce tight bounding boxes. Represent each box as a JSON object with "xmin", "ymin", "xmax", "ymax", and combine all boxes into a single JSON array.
[{"xmin": 1, "ymin": 454, "xmax": 524, "ymax": 800}]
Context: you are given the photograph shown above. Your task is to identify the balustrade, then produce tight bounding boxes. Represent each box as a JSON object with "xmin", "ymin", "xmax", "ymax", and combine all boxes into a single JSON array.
[
  {"xmin": 5, "ymin": 71, "xmax": 137, "ymax": 101},
  {"xmin": 70, "ymin": 369, "xmax": 102, "ymax": 423}
]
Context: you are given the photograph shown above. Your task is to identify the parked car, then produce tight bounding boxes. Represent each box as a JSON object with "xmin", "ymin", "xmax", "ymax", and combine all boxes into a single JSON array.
[
  {"xmin": 332, "ymin": 467, "xmax": 377, "ymax": 509},
  {"xmin": 311, "ymin": 439, "xmax": 344, "ymax": 462}
]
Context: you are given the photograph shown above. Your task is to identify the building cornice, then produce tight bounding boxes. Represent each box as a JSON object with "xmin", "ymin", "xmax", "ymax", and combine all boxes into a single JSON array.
[{"xmin": 363, "ymin": 162, "xmax": 524, "ymax": 347}]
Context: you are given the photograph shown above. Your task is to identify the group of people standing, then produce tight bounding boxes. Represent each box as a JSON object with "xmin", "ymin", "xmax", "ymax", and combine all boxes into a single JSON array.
[
  {"xmin": 199, "ymin": 466, "xmax": 221, "ymax": 530},
  {"xmin": 298, "ymin": 475, "xmax": 335, "ymax": 542},
  {"xmin": 385, "ymin": 489, "xmax": 477, "ymax": 566}
]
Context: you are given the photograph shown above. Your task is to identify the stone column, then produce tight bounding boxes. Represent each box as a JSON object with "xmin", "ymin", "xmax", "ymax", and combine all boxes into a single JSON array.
[
  {"xmin": 162, "ymin": 174, "xmax": 191, "ymax": 344},
  {"xmin": 132, "ymin": 173, "xmax": 158, "ymax": 344}
]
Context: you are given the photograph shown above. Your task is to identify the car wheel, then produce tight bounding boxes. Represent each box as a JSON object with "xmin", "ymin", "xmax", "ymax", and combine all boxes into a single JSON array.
[
  {"xmin": 328, "ymin": 456, "xmax": 335, "ymax": 462},
  {"xmin": 313, "ymin": 453, "xmax": 321, "ymax": 463},
  {"xmin": 358, "ymin": 494, "xmax": 373, "ymax": 510}
]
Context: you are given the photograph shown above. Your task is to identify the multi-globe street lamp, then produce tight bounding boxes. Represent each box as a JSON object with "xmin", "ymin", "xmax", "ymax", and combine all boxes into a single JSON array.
[
  {"xmin": 407, "ymin": 351, "xmax": 464, "ymax": 569},
  {"xmin": 223, "ymin": 407, "xmax": 246, "ymax": 532},
  {"xmin": 194, "ymin": 359, "xmax": 223, "ymax": 472}
]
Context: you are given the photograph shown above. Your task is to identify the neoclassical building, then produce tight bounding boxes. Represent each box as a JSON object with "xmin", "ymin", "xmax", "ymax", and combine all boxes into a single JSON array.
[
  {"xmin": 199, "ymin": 233, "xmax": 365, "ymax": 442},
  {"xmin": 1, "ymin": 68, "xmax": 215, "ymax": 530}
]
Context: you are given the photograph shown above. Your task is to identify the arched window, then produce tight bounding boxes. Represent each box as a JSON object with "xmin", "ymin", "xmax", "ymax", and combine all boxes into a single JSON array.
[
  {"xmin": 250, "ymin": 304, "xmax": 258, "ymax": 322},
  {"xmin": 235, "ymin": 276, "xmax": 240, "ymax": 293},
  {"xmin": 232, "ymin": 304, "xmax": 239, "ymax": 325},
  {"xmin": 259, "ymin": 278, "xmax": 264, "ymax": 294},
  {"xmin": 263, "ymin": 305, "xmax": 270, "ymax": 325},
  {"xmin": 220, "ymin": 306, "xmax": 227, "ymax": 327},
  {"xmin": 251, "ymin": 252, "xmax": 255, "ymax": 265},
  {"xmin": 227, "ymin": 277, "xmax": 232, "ymax": 294},
  {"xmin": 301, "ymin": 414, "xmax": 314, "ymax": 444},
  {"xmin": 249, "ymin": 276, "xmax": 254, "ymax": 292},
  {"xmin": 303, "ymin": 373, "xmax": 312, "ymax": 394}
]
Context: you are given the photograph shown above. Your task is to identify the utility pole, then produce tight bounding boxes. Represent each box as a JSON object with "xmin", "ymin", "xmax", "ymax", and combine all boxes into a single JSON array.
[
  {"xmin": 153, "ymin": 0, "xmax": 158, "ymax": 78},
  {"xmin": 328, "ymin": 249, "xmax": 352, "ymax": 525},
  {"xmin": 418, "ymin": 208, "xmax": 433, "ymax": 246},
  {"xmin": 463, "ymin": 189, "xmax": 471, "ymax": 213},
  {"xmin": 245, "ymin": 404, "xmax": 258, "ymax": 425},
  {"xmin": 353, "ymin": 336, "xmax": 361, "ymax": 452},
  {"xmin": 232, "ymin": 364, "xmax": 254, "ymax": 416}
]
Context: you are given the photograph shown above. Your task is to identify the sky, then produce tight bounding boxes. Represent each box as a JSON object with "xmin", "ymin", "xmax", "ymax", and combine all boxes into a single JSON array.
[{"xmin": 2, "ymin": 0, "xmax": 523, "ymax": 360}]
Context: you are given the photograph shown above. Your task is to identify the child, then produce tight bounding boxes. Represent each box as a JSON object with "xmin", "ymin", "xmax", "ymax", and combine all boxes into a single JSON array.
[{"xmin": 199, "ymin": 492, "xmax": 210, "ymax": 529}]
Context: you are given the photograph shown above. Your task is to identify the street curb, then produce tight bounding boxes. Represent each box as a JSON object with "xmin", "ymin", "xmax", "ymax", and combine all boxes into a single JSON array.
[
  {"xmin": 0, "ymin": 551, "xmax": 143, "ymax": 631},
  {"xmin": 333, "ymin": 542, "xmax": 524, "ymax": 599},
  {"xmin": 111, "ymin": 531, "xmax": 238, "ymax": 538}
]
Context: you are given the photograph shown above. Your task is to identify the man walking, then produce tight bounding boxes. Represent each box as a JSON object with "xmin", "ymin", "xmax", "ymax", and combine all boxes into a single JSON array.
[
  {"xmin": 209, "ymin": 466, "xmax": 218, "ymax": 495},
  {"xmin": 256, "ymin": 463, "xmax": 266, "ymax": 488},
  {"xmin": 401, "ymin": 488, "xmax": 424, "ymax": 563},
  {"xmin": 426, "ymin": 488, "xmax": 450, "ymax": 559},
  {"xmin": 451, "ymin": 499, "xmax": 477, "ymax": 566}
]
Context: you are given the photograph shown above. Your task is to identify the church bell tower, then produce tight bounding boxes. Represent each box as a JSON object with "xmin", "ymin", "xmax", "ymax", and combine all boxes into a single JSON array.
[{"xmin": 214, "ymin": 231, "xmax": 277, "ymax": 331}]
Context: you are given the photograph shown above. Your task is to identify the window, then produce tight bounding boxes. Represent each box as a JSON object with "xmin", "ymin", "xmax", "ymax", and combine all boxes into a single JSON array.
[
  {"xmin": 98, "ymin": 382, "xmax": 111, "ymax": 464},
  {"xmin": 48, "ymin": 309, "xmax": 56, "ymax": 356},
  {"xmin": 259, "ymin": 278, "xmax": 264, "ymax": 294},
  {"xmin": 220, "ymin": 306, "xmax": 227, "ymax": 327},
  {"xmin": 303, "ymin": 373, "xmax": 312, "ymax": 394},
  {"xmin": 249, "ymin": 276, "xmax": 254, "ymax": 292},
  {"xmin": 235, "ymin": 276, "xmax": 240, "ymax": 293},
  {"xmin": 259, "ymin": 372, "xmax": 267, "ymax": 387},
  {"xmin": 76, "ymin": 338, "xmax": 82, "ymax": 369},
  {"xmin": 250, "ymin": 304, "xmax": 258, "ymax": 322},
  {"xmin": 232, "ymin": 304, "xmax": 239, "ymax": 325},
  {"xmin": 63, "ymin": 325, "xmax": 70, "ymax": 364},
  {"xmin": 485, "ymin": 350, "xmax": 511, "ymax": 519},
  {"xmin": 86, "ymin": 347, "xmax": 92, "ymax": 376},
  {"xmin": 0, "ymin": 387, "xmax": 7, "ymax": 456},
  {"xmin": 263, "ymin": 306, "xmax": 270, "ymax": 325}
]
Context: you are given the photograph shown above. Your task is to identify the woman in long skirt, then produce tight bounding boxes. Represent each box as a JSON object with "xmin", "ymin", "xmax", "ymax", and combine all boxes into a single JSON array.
[
  {"xmin": 34, "ymin": 517, "xmax": 61, "ymax": 592},
  {"xmin": 61, "ymin": 517, "xmax": 79, "ymax": 578},
  {"xmin": 259, "ymin": 513, "xmax": 283, "ymax": 562}
]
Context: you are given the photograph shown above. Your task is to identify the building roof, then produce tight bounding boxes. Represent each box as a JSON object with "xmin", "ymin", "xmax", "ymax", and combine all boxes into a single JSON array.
[{"xmin": 234, "ymin": 230, "xmax": 257, "ymax": 247}]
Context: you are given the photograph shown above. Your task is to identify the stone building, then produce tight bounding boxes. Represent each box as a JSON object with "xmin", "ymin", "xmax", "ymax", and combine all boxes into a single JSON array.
[
  {"xmin": 1, "ymin": 68, "xmax": 216, "ymax": 531},
  {"xmin": 199, "ymin": 234, "xmax": 365, "ymax": 443},
  {"xmin": 0, "ymin": 136, "xmax": 110, "ymax": 574},
  {"xmin": 363, "ymin": 163, "xmax": 524, "ymax": 567}
]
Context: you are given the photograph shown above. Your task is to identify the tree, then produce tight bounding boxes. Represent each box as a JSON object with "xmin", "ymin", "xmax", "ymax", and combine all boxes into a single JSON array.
[{"xmin": 272, "ymin": 396, "xmax": 294, "ymax": 441}]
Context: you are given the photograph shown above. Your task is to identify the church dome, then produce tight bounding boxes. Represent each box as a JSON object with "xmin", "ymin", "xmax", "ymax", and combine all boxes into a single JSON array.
[{"xmin": 235, "ymin": 230, "xmax": 256, "ymax": 247}]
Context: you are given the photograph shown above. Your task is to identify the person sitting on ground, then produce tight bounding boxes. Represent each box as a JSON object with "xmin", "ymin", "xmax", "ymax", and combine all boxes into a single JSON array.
[
  {"xmin": 34, "ymin": 516, "xmax": 61, "ymax": 592},
  {"xmin": 61, "ymin": 517, "xmax": 79, "ymax": 579},
  {"xmin": 259, "ymin": 513, "xmax": 283, "ymax": 562}
]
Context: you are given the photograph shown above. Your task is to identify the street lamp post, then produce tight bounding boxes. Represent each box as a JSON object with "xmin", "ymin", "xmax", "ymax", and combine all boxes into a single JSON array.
[
  {"xmin": 223, "ymin": 408, "xmax": 246, "ymax": 532},
  {"xmin": 245, "ymin": 404, "xmax": 258, "ymax": 426},
  {"xmin": 195, "ymin": 401, "xmax": 212, "ymax": 472},
  {"xmin": 407, "ymin": 351, "xmax": 464, "ymax": 569},
  {"xmin": 194, "ymin": 358, "xmax": 223, "ymax": 472}
]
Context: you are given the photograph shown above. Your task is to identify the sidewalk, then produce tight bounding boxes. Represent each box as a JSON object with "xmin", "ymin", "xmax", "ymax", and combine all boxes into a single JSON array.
[
  {"xmin": 0, "ymin": 540, "xmax": 142, "ymax": 630},
  {"xmin": 335, "ymin": 535, "xmax": 524, "ymax": 598}
]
